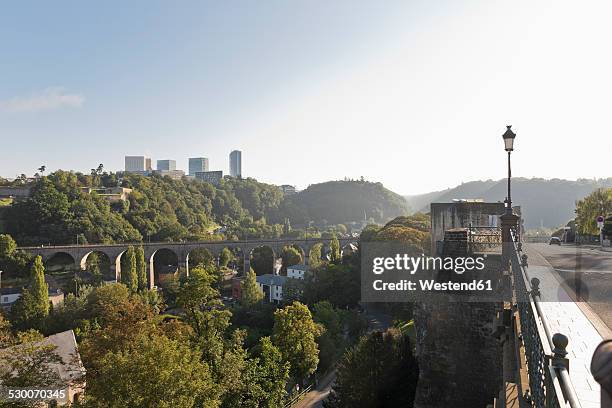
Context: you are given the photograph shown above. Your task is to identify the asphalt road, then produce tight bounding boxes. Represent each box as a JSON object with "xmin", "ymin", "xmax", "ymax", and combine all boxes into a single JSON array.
[{"xmin": 526, "ymin": 243, "xmax": 612, "ymax": 330}]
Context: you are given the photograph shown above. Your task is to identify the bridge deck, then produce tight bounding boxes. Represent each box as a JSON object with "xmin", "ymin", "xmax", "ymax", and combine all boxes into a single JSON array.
[{"xmin": 523, "ymin": 247, "xmax": 607, "ymax": 408}]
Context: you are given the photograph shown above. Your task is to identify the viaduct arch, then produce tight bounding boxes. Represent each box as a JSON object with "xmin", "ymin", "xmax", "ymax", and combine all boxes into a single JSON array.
[{"xmin": 22, "ymin": 238, "xmax": 357, "ymax": 289}]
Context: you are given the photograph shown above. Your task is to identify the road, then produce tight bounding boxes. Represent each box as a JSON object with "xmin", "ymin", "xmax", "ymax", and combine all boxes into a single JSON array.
[
  {"xmin": 526, "ymin": 243, "xmax": 612, "ymax": 330},
  {"xmin": 292, "ymin": 311, "xmax": 392, "ymax": 408}
]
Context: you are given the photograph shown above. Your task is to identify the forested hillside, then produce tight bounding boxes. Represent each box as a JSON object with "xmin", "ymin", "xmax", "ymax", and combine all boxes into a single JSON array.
[
  {"xmin": 1, "ymin": 172, "xmax": 408, "ymax": 245},
  {"xmin": 279, "ymin": 180, "xmax": 410, "ymax": 226},
  {"xmin": 405, "ymin": 178, "xmax": 612, "ymax": 229}
]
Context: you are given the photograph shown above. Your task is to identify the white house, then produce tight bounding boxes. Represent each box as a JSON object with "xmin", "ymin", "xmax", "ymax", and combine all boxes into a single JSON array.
[
  {"xmin": 256, "ymin": 274, "xmax": 287, "ymax": 304},
  {"xmin": 287, "ymin": 264, "xmax": 308, "ymax": 280},
  {"xmin": 0, "ymin": 288, "xmax": 65, "ymax": 310}
]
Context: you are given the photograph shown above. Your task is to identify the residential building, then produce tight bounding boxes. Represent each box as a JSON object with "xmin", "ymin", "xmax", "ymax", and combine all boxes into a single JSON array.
[
  {"xmin": 0, "ymin": 288, "xmax": 64, "ymax": 310},
  {"xmin": 124, "ymin": 156, "xmax": 152, "ymax": 174},
  {"xmin": 156, "ymin": 159, "xmax": 176, "ymax": 171},
  {"xmin": 189, "ymin": 157, "xmax": 209, "ymax": 176},
  {"xmin": 280, "ymin": 185, "xmax": 297, "ymax": 195},
  {"xmin": 0, "ymin": 185, "xmax": 33, "ymax": 200},
  {"xmin": 0, "ymin": 330, "xmax": 86, "ymax": 405},
  {"xmin": 229, "ymin": 150, "xmax": 242, "ymax": 178},
  {"xmin": 287, "ymin": 264, "xmax": 308, "ymax": 280},
  {"xmin": 256, "ymin": 274, "xmax": 287, "ymax": 304},
  {"xmin": 195, "ymin": 170, "xmax": 223, "ymax": 185}
]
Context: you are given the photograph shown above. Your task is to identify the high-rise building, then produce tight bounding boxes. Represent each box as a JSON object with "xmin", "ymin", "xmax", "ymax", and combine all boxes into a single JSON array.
[
  {"xmin": 156, "ymin": 159, "xmax": 176, "ymax": 171},
  {"xmin": 125, "ymin": 156, "xmax": 151, "ymax": 173},
  {"xmin": 229, "ymin": 150, "xmax": 242, "ymax": 178},
  {"xmin": 189, "ymin": 157, "xmax": 209, "ymax": 176}
]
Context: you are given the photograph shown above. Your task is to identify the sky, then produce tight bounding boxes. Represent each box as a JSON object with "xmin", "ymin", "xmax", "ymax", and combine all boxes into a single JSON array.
[{"xmin": 1, "ymin": 0, "xmax": 611, "ymax": 195}]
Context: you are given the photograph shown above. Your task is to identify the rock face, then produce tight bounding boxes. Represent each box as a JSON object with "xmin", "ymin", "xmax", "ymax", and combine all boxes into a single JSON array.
[{"xmin": 414, "ymin": 254, "xmax": 503, "ymax": 408}]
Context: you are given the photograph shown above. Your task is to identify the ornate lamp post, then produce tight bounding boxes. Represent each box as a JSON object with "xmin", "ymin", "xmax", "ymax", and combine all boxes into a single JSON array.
[{"xmin": 502, "ymin": 125, "xmax": 516, "ymax": 215}]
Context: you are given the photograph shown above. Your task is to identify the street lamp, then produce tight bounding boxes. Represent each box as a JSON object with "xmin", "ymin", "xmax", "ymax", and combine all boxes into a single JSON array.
[{"xmin": 502, "ymin": 125, "xmax": 516, "ymax": 215}]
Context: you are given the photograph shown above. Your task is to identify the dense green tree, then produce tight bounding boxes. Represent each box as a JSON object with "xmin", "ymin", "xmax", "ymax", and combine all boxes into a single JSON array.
[
  {"xmin": 120, "ymin": 246, "xmax": 138, "ymax": 292},
  {"xmin": 575, "ymin": 188, "xmax": 612, "ymax": 235},
  {"xmin": 219, "ymin": 247, "xmax": 234, "ymax": 268},
  {"xmin": 250, "ymin": 246, "xmax": 274, "ymax": 275},
  {"xmin": 325, "ymin": 329, "xmax": 419, "ymax": 408},
  {"xmin": 280, "ymin": 245, "xmax": 303, "ymax": 273},
  {"xmin": 0, "ymin": 233, "xmax": 17, "ymax": 257},
  {"xmin": 272, "ymin": 301, "xmax": 322, "ymax": 385},
  {"xmin": 30, "ymin": 256, "xmax": 49, "ymax": 317},
  {"xmin": 84, "ymin": 331, "xmax": 218, "ymax": 408},
  {"xmin": 135, "ymin": 246, "xmax": 147, "ymax": 291},
  {"xmin": 312, "ymin": 301, "xmax": 344, "ymax": 373},
  {"xmin": 329, "ymin": 234, "xmax": 341, "ymax": 263},
  {"xmin": 241, "ymin": 269, "xmax": 264, "ymax": 307},
  {"xmin": 308, "ymin": 243, "xmax": 323, "ymax": 268}
]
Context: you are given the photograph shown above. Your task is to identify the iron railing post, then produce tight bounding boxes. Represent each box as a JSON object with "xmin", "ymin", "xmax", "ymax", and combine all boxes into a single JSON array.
[{"xmin": 591, "ymin": 339, "xmax": 612, "ymax": 408}]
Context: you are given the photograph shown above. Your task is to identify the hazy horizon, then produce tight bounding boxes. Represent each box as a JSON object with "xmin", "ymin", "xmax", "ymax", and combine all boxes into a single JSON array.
[{"xmin": 2, "ymin": 1, "xmax": 612, "ymax": 195}]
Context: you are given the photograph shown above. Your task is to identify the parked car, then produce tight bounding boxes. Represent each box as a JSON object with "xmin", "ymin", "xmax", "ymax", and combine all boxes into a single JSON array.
[{"xmin": 549, "ymin": 237, "xmax": 561, "ymax": 245}]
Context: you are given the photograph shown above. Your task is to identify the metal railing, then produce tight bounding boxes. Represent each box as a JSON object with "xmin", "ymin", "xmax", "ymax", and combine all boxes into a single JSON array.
[{"xmin": 510, "ymin": 232, "xmax": 582, "ymax": 408}]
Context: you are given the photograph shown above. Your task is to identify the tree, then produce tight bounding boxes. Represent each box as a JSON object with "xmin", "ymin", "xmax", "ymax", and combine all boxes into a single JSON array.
[
  {"xmin": 219, "ymin": 247, "xmax": 234, "ymax": 268},
  {"xmin": 241, "ymin": 268, "xmax": 264, "ymax": 306},
  {"xmin": 30, "ymin": 256, "xmax": 49, "ymax": 317},
  {"xmin": 121, "ymin": 246, "xmax": 138, "ymax": 292},
  {"xmin": 330, "ymin": 234, "xmax": 341, "ymax": 263},
  {"xmin": 280, "ymin": 246, "xmax": 303, "ymax": 274},
  {"xmin": 325, "ymin": 329, "xmax": 418, "ymax": 408},
  {"xmin": 37, "ymin": 165, "xmax": 46, "ymax": 176},
  {"xmin": 86, "ymin": 252, "xmax": 103, "ymax": 284},
  {"xmin": 250, "ymin": 246, "xmax": 274, "ymax": 275},
  {"xmin": 308, "ymin": 243, "xmax": 323, "ymax": 268},
  {"xmin": 136, "ymin": 246, "xmax": 147, "ymax": 291},
  {"xmin": 84, "ymin": 331, "xmax": 218, "ymax": 408},
  {"xmin": 575, "ymin": 188, "xmax": 612, "ymax": 235},
  {"xmin": 0, "ymin": 234, "xmax": 17, "ymax": 258},
  {"xmin": 272, "ymin": 301, "xmax": 322, "ymax": 385}
]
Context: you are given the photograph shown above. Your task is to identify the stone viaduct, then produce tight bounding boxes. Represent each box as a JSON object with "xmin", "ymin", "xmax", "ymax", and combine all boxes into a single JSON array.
[{"xmin": 18, "ymin": 238, "xmax": 357, "ymax": 289}]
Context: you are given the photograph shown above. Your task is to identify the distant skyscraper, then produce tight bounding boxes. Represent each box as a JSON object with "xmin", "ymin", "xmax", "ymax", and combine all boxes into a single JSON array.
[
  {"xmin": 189, "ymin": 157, "xmax": 209, "ymax": 176},
  {"xmin": 125, "ymin": 156, "xmax": 151, "ymax": 173},
  {"xmin": 229, "ymin": 150, "xmax": 242, "ymax": 178},
  {"xmin": 156, "ymin": 159, "xmax": 176, "ymax": 171}
]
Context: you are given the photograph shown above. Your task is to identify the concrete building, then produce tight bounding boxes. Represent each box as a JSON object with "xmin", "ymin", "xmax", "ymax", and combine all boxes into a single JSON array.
[
  {"xmin": 189, "ymin": 157, "xmax": 209, "ymax": 176},
  {"xmin": 153, "ymin": 169, "xmax": 185, "ymax": 180},
  {"xmin": 156, "ymin": 159, "xmax": 176, "ymax": 171},
  {"xmin": 80, "ymin": 187, "xmax": 132, "ymax": 202},
  {"xmin": 125, "ymin": 156, "xmax": 152, "ymax": 174},
  {"xmin": 256, "ymin": 274, "xmax": 287, "ymax": 304},
  {"xmin": 229, "ymin": 150, "xmax": 242, "ymax": 178},
  {"xmin": 287, "ymin": 264, "xmax": 308, "ymax": 280},
  {"xmin": 195, "ymin": 170, "xmax": 223, "ymax": 185},
  {"xmin": 0, "ymin": 185, "xmax": 32, "ymax": 200}
]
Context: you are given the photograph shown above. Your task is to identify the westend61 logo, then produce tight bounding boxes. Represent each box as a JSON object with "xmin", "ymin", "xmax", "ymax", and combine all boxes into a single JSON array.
[
  {"xmin": 361, "ymin": 242, "xmax": 506, "ymax": 303},
  {"xmin": 372, "ymin": 254, "xmax": 486, "ymax": 275}
]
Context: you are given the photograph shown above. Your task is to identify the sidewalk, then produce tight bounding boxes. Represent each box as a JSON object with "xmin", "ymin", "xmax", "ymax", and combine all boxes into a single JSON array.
[{"xmin": 523, "ymin": 247, "xmax": 607, "ymax": 408}]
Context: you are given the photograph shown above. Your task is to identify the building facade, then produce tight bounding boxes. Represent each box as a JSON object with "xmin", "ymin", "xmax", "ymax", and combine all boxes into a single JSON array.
[
  {"xmin": 156, "ymin": 159, "xmax": 177, "ymax": 171},
  {"xmin": 287, "ymin": 264, "xmax": 307, "ymax": 280},
  {"xmin": 125, "ymin": 156, "xmax": 152, "ymax": 173},
  {"xmin": 189, "ymin": 157, "xmax": 209, "ymax": 176},
  {"xmin": 256, "ymin": 274, "xmax": 287, "ymax": 304},
  {"xmin": 153, "ymin": 170, "xmax": 185, "ymax": 180},
  {"xmin": 229, "ymin": 150, "xmax": 242, "ymax": 178},
  {"xmin": 195, "ymin": 170, "xmax": 223, "ymax": 185}
]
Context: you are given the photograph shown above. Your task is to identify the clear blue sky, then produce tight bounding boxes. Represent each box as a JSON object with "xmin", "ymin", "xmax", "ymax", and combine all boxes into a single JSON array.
[{"xmin": 2, "ymin": 1, "xmax": 611, "ymax": 194}]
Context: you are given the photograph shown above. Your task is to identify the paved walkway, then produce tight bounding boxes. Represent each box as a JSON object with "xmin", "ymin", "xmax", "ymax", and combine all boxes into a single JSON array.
[{"xmin": 524, "ymin": 246, "xmax": 609, "ymax": 408}]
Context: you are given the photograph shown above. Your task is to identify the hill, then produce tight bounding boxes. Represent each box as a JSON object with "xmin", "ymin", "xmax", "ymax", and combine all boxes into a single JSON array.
[
  {"xmin": 277, "ymin": 180, "xmax": 410, "ymax": 226},
  {"xmin": 405, "ymin": 178, "xmax": 612, "ymax": 229}
]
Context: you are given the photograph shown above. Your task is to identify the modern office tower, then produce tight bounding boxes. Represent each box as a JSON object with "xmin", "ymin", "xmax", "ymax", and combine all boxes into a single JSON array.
[
  {"xmin": 156, "ymin": 159, "xmax": 177, "ymax": 171},
  {"xmin": 189, "ymin": 157, "xmax": 209, "ymax": 176},
  {"xmin": 195, "ymin": 170, "xmax": 223, "ymax": 185},
  {"xmin": 125, "ymin": 156, "xmax": 151, "ymax": 173},
  {"xmin": 229, "ymin": 150, "xmax": 242, "ymax": 177}
]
